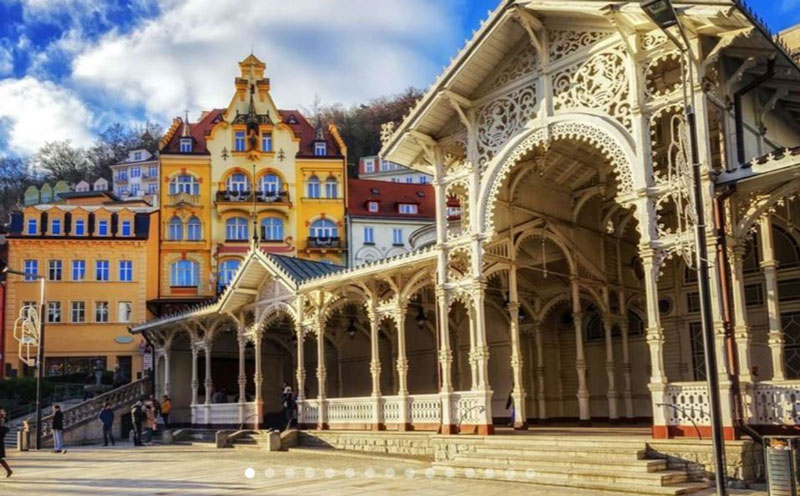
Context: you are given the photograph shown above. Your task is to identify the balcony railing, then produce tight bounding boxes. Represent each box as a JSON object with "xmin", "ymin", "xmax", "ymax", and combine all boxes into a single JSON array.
[
  {"xmin": 167, "ymin": 192, "xmax": 201, "ymax": 207},
  {"xmin": 215, "ymin": 190, "xmax": 290, "ymax": 204},
  {"xmin": 308, "ymin": 236, "xmax": 341, "ymax": 249}
]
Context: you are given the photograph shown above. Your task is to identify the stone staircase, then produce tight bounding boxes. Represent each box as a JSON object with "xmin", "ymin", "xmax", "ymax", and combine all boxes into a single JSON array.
[{"xmin": 431, "ymin": 436, "xmax": 711, "ymax": 495}]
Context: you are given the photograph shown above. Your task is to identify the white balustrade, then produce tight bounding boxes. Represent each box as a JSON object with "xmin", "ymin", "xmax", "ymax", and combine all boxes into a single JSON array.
[
  {"xmin": 664, "ymin": 382, "xmax": 711, "ymax": 426},
  {"xmin": 452, "ymin": 391, "xmax": 488, "ymax": 425},
  {"xmin": 753, "ymin": 381, "xmax": 800, "ymax": 425},
  {"xmin": 409, "ymin": 394, "xmax": 441, "ymax": 424},
  {"xmin": 327, "ymin": 397, "xmax": 375, "ymax": 424},
  {"xmin": 383, "ymin": 396, "xmax": 402, "ymax": 423},
  {"xmin": 301, "ymin": 399, "xmax": 319, "ymax": 424},
  {"xmin": 202, "ymin": 403, "xmax": 257, "ymax": 426}
]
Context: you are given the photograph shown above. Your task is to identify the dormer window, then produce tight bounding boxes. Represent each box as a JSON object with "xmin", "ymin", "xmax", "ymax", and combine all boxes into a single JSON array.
[
  {"xmin": 398, "ymin": 204, "xmax": 418, "ymax": 215},
  {"xmin": 364, "ymin": 159, "xmax": 375, "ymax": 173},
  {"xmin": 51, "ymin": 219, "xmax": 61, "ymax": 235},
  {"xmin": 287, "ymin": 115, "xmax": 298, "ymax": 124},
  {"xmin": 261, "ymin": 132, "xmax": 273, "ymax": 152},
  {"xmin": 368, "ymin": 201, "xmax": 379, "ymax": 213},
  {"xmin": 98, "ymin": 220, "xmax": 109, "ymax": 236},
  {"xmin": 133, "ymin": 151, "xmax": 142, "ymax": 161},
  {"xmin": 27, "ymin": 218, "xmax": 37, "ymax": 235},
  {"xmin": 180, "ymin": 138, "xmax": 193, "ymax": 153},
  {"xmin": 121, "ymin": 220, "xmax": 132, "ymax": 237},
  {"xmin": 314, "ymin": 142, "xmax": 327, "ymax": 156},
  {"xmin": 234, "ymin": 131, "xmax": 246, "ymax": 152}
]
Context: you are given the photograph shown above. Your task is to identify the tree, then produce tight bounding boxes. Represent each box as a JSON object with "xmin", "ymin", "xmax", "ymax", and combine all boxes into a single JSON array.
[
  {"xmin": 32, "ymin": 140, "xmax": 92, "ymax": 184},
  {"xmin": 0, "ymin": 156, "xmax": 31, "ymax": 221},
  {"xmin": 89, "ymin": 121, "xmax": 163, "ymax": 180}
]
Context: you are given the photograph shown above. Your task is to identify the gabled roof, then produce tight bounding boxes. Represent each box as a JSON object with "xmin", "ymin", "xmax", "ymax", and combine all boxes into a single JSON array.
[
  {"xmin": 160, "ymin": 109, "xmax": 226, "ymax": 155},
  {"xmin": 269, "ymin": 253, "xmax": 343, "ymax": 283},
  {"xmin": 348, "ymin": 179, "xmax": 435, "ymax": 219},
  {"xmin": 279, "ymin": 110, "xmax": 345, "ymax": 158}
]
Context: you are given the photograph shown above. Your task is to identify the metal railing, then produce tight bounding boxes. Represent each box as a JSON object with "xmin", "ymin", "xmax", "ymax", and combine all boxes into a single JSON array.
[
  {"xmin": 215, "ymin": 190, "xmax": 290, "ymax": 204},
  {"xmin": 307, "ymin": 237, "xmax": 341, "ymax": 249}
]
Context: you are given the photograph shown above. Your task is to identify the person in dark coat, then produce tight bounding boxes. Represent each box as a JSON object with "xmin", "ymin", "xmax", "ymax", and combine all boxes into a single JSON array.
[
  {"xmin": 281, "ymin": 383, "xmax": 294, "ymax": 428},
  {"xmin": 52, "ymin": 405, "xmax": 66, "ymax": 453},
  {"xmin": 0, "ymin": 409, "xmax": 12, "ymax": 478},
  {"xmin": 131, "ymin": 401, "xmax": 144, "ymax": 446},
  {"xmin": 98, "ymin": 402, "xmax": 115, "ymax": 446}
]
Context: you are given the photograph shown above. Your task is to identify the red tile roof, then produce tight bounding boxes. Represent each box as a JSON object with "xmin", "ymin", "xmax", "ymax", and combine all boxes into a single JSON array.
[
  {"xmin": 279, "ymin": 110, "xmax": 344, "ymax": 158},
  {"xmin": 348, "ymin": 179, "xmax": 435, "ymax": 219},
  {"xmin": 161, "ymin": 109, "xmax": 226, "ymax": 155}
]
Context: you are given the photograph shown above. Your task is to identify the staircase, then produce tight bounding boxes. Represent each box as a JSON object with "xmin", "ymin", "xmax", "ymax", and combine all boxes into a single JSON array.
[
  {"xmin": 431, "ymin": 436, "xmax": 711, "ymax": 495},
  {"xmin": 229, "ymin": 430, "xmax": 270, "ymax": 449},
  {"xmin": 4, "ymin": 424, "xmax": 20, "ymax": 448}
]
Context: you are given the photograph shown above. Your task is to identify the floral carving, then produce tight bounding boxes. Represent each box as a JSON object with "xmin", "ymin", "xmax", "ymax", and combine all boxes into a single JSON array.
[
  {"xmin": 644, "ymin": 51, "xmax": 683, "ymax": 99},
  {"xmin": 548, "ymin": 30, "xmax": 614, "ymax": 61},
  {"xmin": 640, "ymin": 31, "xmax": 668, "ymax": 52},
  {"xmin": 380, "ymin": 121, "xmax": 396, "ymax": 147},
  {"xmin": 476, "ymin": 84, "xmax": 537, "ymax": 168},
  {"xmin": 480, "ymin": 43, "xmax": 538, "ymax": 96}
]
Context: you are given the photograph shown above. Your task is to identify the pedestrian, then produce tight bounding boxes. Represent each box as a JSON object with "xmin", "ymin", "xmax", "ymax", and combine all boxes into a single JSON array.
[
  {"xmin": 131, "ymin": 400, "xmax": 144, "ymax": 446},
  {"xmin": 281, "ymin": 383, "xmax": 294, "ymax": 428},
  {"xmin": 112, "ymin": 365, "xmax": 125, "ymax": 389},
  {"xmin": 143, "ymin": 402, "xmax": 156, "ymax": 444},
  {"xmin": 52, "ymin": 405, "xmax": 66, "ymax": 454},
  {"xmin": 94, "ymin": 360, "xmax": 105, "ymax": 386},
  {"xmin": 161, "ymin": 395, "xmax": 171, "ymax": 429},
  {"xmin": 149, "ymin": 395, "xmax": 161, "ymax": 429},
  {"xmin": 0, "ymin": 409, "xmax": 13, "ymax": 478},
  {"xmin": 506, "ymin": 390, "xmax": 515, "ymax": 428},
  {"xmin": 98, "ymin": 402, "xmax": 115, "ymax": 446}
]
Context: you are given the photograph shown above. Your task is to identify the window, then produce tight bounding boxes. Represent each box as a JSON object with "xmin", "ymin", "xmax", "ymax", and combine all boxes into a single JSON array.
[
  {"xmin": 187, "ymin": 216, "xmax": 201, "ymax": 241},
  {"xmin": 261, "ymin": 217, "xmax": 283, "ymax": 241},
  {"xmin": 168, "ymin": 217, "xmax": 183, "ymax": 241},
  {"xmin": 745, "ymin": 283, "xmax": 764, "ymax": 307},
  {"xmin": 21, "ymin": 301, "xmax": 37, "ymax": 314},
  {"xmin": 71, "ymin": 302, "xmax": 85, "ymax": 323},
  {"xmin": 131, "ymin": 184, "xmax": 140, "ymax": 196},
  {"xmin": 74, "ymin": 219, "xmax": 85, "ymax": 235},
  {"xmin": 121, "ymin": 220, "xmax": 132, "ymax": 237},
  {"xmin": 260, "ymin": 174, "xmax": 281, "ymax": 197},
  {"xmin": 392, "ymin": 228, "xmax": 403, "ymax": 246},
  {"xmin": 783, "ymin": 312, "xmax": 800, "ymax": 379},
  {"xmin": 309, "ymin": 218, "xmax": 337, "ymax": 239},
  {"xmin": 686, "ymin": 292, "xmax": 701, "ymax": 313},
  {"xmin": 149, "ymin": 165, "xmax": 158, "ymax": 177},
  {"xmin": 419, "ymin": 176, "xmax": 428, "ymax": 184},
  {"xmin": 689, "ymin": 322, "xmax": 706, "ymax": 381},
  {"xmin": 27, "ymin": 218, "xmax": 37, "ymax": 235},
  {"xmin": 48, "ymin": 260, "xmax": 62, "ymax": 281},
  {"xmin": 226, "ymin": 173, "xmax": 250, "ymax": 193},
  {"xmin": 170, "ymin": 260, "xmax": 198, "ymax": 287},
  {"xmin": 118, "ymin": 302, "xmax": 133, "ymax": 323},
  {"xmin": 406, "ymin": 177, "xmax": 413, "ymax": 184},
  {"xmin": 628, "ymin": 310, "xmax": 645, "ymax": 336},
  {"xmin": 72, "ymin": 260, "xmax": 86, "ymax": 281},
  {"xmin": 51, "ymin": 219, "xmax": 61, "ymax": 235},
  {"xmin": 169, "ymin": 174, "xmax": 199, "ymax": 195},
  {"xmin": 98, "ymin": 220, "xmax": 108, "ymax": 236},
  {"xmin": 95, "ymin": 302, "xmax": 109, "ymax": 323},
  {"xmin": 225, "ymin": 217, "xmax": 249, "ymax": 241},
  {"xmin": 117, "ymin": 171, "xmax": 127, "ymax": 181},
  {"xmin": 261, "ymin": 132, "xmax": 273, "ymax": 152},
  {"xmin": 48, "ymin": 302, "xmax": 61, "ymax": 323},
  {"xmin": 218, "ymin": 259, "xmax": 241, "ymax": 289},
  {"xmin": 234, "ymin": 131, "xmax": 246, "ymax": 152},
  {"xmin": 368, "ymin": 201, "xmax": 379, "ymax": 213},
  {"xmin": 134, "ymin": 151, "xmax": 142, "ymax": 161},
  {"xmin": 24, "ymin": 260, "xmax": 38, "ymax": 281},
  {"xmin": 130, "ymin": 166, "xmax": 141, "ymax": 178},
  {"xmin": 180, "ymin": 138, "xmax": 192, "ymax": 153},
  {"xmin": 779, "ymin": 279, "xmax": 800, "ymax": 302},
  {"xmin": 364, "ymin": 160, "xmax": 375, "ymax": 173},
  {"xmin": 775, "ymin": 226, "xmax": 800, "ymax": 269},
  {"xmin": 119, "ymin": 260, "xmax": 133, "ymax": 282},
  {"xmin": 314, "ymin": 142, "xmax": 326, "ymax": 156},
  {"xmin": 684, "ymin": 266, "xmax": 698, "ymax": 284},
  {"xmin": 96, "ymin": 260, "xmax": 110, "ymax": 281},
  {"xmin": 399, "ymin": 204, "xmax": 418, "ymax": 215},
  {"xmin": 307, "ymin": 176, "xmax": 320, "ymax": 198},
  {"xmin": 364, "ymin": 227, "xmax": 374, "ymax": 244},
  {"xmin": 147, "ymin": 183, "xmax": 157, "ymax": 194},
  {"xmin": 325, "ymin": 177, "xmax": 338, "ymax": 198}
]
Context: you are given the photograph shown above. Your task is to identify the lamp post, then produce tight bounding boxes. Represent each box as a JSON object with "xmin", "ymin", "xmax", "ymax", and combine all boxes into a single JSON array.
[
  {"xmin": 641, "ymin": 1, "xmax": 728, "ymax": 494},
  {"xmin": 3, "ymin": 264, "xmax": 47, "ymax": 450}
]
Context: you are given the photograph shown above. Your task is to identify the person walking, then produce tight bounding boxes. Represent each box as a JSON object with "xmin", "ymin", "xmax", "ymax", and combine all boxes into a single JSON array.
[
  {"xmin": 281, "ymin": 383, "xmax": 294, "ymax": 428},
  {"xmin": 52, "ymin": 405, "xmax": 66, "ymax": 454},
  {"xmin": 112, "ymin": 365, "xmax": 125, "ymax": 389},
  {"xmin": 131, "ymin": 401, "xmax": 144, "ymax": 446},
  {"xmin": 0, "ymin": 409, "xmax": 13, "ymax": 478},
  {"xmin": 505, "ymin": 390, "xmax": 515, "ymax": 428},
  {"xmin": 143, "ymin": 402, "xmax": 156, "ymax": 444},
  {"xmin": 98, "ymin": 403, "xmax": 115, "ymax": 446},
  {"xmin": 161, "ymin": 395, "xmax": 171, "ymax": 429}
]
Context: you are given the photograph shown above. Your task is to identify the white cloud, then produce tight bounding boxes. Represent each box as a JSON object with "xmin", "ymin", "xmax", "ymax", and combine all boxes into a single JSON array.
[
  {"xmin": 0, "ymin": 45, "xmax": 12, "ymax": 76},
  {"xmin": 0, "ymin": 76, "xmax": 95, "ymax": 155},
  {"xmin": 70, "ymin": 0, "xmax": 460, "ymax": 119}
]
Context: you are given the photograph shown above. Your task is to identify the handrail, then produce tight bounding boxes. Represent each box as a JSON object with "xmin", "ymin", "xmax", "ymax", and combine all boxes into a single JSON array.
[{"xmin": 656, "ymin": 402, "xmax": 704, "ymax": 440}]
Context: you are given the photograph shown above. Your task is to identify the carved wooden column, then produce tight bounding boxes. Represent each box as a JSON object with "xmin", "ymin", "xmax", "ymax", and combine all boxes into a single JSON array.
[
  {"xmin": 316, "ymin": 324, "xmax": 328, "ymax": 429},
  {"xmin": 203, "ymin": 341, "xmax": 212, "ymax": 427},
  {"xmin": 368, "ymin": 307, "xmax": 383, "ymax": 430},
  {"xmin": 508, "ymin": 265, "xmax": 527, "ymax": 428},
  {"xmin": 163, "ymin": 346, "xmax": 172, "ymax": 398},
  {"xmin": 394, "ymin": 303, "xmax": 410, "ymax": 430},
  {"xmin": 470, "ymin": 284, "xmax": 494, "ymax": 435},
  {"xmin": 190, "ymin": 343, "xmax": 199, "ymax": 425},
  {"xmin": 253, "ymin": 330, "xmax": 263, "ymax": 428},
  {"xmin": 760, "ymin": 216, "xmax": 785, "ymax": 380},
  {"xmin": 620, "ymin": 316, "xmax": 634, "ymax": 421},
  {"xmin": 641, "ymin": 248, "xmax": 669, "ymax": 438},
  {"xmin": 602, "ymin": 316, "xmax": 619, "ymax": 423},
  {"xmin": 571, "ymin": 278, "xmax": 590, "ymax": 425},
  {"xmin": 436, "ymin": 288, "xmax": 456, "ymax": 434},
  {"xmin": 533, "ymin": 320, "xmax": 547, "ymax": 422},
  {"xmin": 730, "ymin": 244, "xmax": 753, "ymax": 382},
  {"xmin": 295, "ymin": 322, "xmax": 307, "ymax": 426},
  {"xmin": 237, "ymin": 332, "xmax": 247, "ymax": 426}
]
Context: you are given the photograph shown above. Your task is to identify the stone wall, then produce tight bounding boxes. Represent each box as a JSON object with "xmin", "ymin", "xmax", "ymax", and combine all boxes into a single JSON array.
[
  {"xmin": 647, "ymin": 439, "xmax": 763, "ymax": 485},
  {"xmin": 298, "ymin": 431, "xmax": 434, "ymax": 458}
]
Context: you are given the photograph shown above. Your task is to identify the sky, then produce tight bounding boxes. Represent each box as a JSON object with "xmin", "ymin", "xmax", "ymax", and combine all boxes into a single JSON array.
[{"xmin": 0, "ymin": 0, "xmax": 797, "ymax": 158}]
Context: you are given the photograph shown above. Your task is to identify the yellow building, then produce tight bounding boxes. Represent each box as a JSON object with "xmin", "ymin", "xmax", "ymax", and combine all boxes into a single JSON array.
[
  {"xmin": 3, "ymin": 190, "xmax": 160, "ymax": 380},
  {"xmin": 155, "ymin": 54, "xmax": 347, "ymax": 311}
]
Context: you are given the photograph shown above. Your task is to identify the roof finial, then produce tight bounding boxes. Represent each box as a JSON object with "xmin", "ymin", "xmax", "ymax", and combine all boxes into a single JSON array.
[{"xmin": 182, "ymin": 108, "xmax": 191, "ymax": 137}]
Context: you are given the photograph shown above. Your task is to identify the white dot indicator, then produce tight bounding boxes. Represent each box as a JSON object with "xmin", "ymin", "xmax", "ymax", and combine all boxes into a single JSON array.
[
  {"xmin": 325, "ymin": 468, "xmax": 336, "ymax": 478},
  {"xmin": 505, "ymin": 468, "xmax": 516, "ymax": 479},
  {"xmin": 465, "ymin": 468, "xmax": 476, "ymax": 479},
  {"xmin": 525, "ymin": 468, "xmax": 535, "ymax": 479},
  {"xmin": 484, "ymin": 468, "xmax": 496, "ymax": 479},
  {"xmin": 305, "ymin": 468, "xmax": 316, "ymax": 479},
  {"xmin": 344, "ymin": 468, "xmax": 356, "ymax": 478},
  {"xmin": 264, "ymin": 468, "xmax": 275, "ymax": 479},
  {"xmin": 285, "ymin": 468, "xmax": 296, "ymax": 479},
  {"xmin": 385, "ymin": 468, "xmax": 396, "ymax": 478},
  {"xmin": 405, "ymin": 468, "xmax": 416, "ymax": 479},
  {"xmin": 424, "ymin": 467, "xmax": 436, "ymax": 479},
  {"xmin": 244, "ymin": 468, "xmax": 255, "ymax": 479},
  {"xmin": 444, "ymin": 467, "xmax": 456, "ymax": 478},
  {"xmin": 364, "ymin": 468, "xmax": 375, "ymax": 479}
]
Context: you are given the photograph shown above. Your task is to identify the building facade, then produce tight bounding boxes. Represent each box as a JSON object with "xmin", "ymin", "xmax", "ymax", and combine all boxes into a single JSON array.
[
  {"xmin": 346, "ymin": 179, "xmax": 435, "ymax": 266},
  {"xmin": 4, "ymin": 193, "xmax": 159, "ymax": 381},
  {"xmin": 359, "ymin": 156, "xmax": 432, "ymax": 184},
  {"xmin": 155, "ymin": 55, "xmax": 347, "ymax": 313},
  {"xmin": 110, "ymin": 149, "xmax": 159, "ymax": 204}
]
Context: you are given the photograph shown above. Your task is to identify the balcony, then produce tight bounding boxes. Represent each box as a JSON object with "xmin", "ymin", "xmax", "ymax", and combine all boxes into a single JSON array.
[
  {"xmin": 114, "ymin": 175, "xmax": 128, "ymax": 183},
  {"xmin": 215, "ymin": 190, "xmax": 290, "ymax": 204},
  {"xmin": 167, "ymin": 192, "xmax": 202, "ymax": 207},
  {"xmin": 307, "ymin": 237, "xmax": 341, "ymax": 250}
]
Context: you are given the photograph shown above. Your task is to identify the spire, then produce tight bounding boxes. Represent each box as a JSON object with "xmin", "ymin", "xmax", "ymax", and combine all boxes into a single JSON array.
[
  {"xmin": 181, "ymin": 108, "xmax": 191, "ymax": 137},
  {"xmin": 315, "ymin": 115, "xmax": 325, "ymax": 141}
]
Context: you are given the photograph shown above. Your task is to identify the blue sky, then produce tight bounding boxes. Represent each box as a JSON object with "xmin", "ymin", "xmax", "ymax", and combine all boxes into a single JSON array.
[{"xmin": 0, "ymin": 0, "xmax": 797, "ymax": 157}]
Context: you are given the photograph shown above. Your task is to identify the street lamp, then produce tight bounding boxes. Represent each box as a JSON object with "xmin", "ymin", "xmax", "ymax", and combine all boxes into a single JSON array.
[
  {"xmin": 3, "ymin": 264, "xmax": 47, "ymax": 450},
  {"xmin": 641, "ymin": 2, "xmax": 728, "ymax": 495}
]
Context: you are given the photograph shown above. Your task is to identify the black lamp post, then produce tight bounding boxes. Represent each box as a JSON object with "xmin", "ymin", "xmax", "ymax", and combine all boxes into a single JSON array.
[{"xmin": 641, "ymin": 2, "xmax": 728, "ymax": 494}]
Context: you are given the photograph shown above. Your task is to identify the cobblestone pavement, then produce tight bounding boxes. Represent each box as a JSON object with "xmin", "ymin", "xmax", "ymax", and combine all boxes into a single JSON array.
[{"xmin": 0, "ymin": 443, "xmax": 769, "ymax": 496}]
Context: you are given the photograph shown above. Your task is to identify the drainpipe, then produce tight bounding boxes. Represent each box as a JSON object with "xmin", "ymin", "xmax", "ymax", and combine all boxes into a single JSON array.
[
  {"xmin": 735, "ymin": 57, "xmax": 775, "ymax": 165},
  {"xmin": 714, "ymin": 186, "xmax": 764, "ymax": 445}
]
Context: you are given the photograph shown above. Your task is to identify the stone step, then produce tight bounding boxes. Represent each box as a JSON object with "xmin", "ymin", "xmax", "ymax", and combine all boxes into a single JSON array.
[
  {"xmin": 433, "ymin": 460, "xmax": 688, "ymax": 486},
  {"xmin": 473, "ymin": 444, "xmax": 648, "ymax": 459},
  {"xmin": 480, "ymin": 437, "xmax": 649, "ymax": 449},
  {"xmin": 454, "ymin": 451, "xmax": 668, "ymax": 472},
  {"xmin": 431, "ymin": 466, "xmax": 711, "ymax": 495}
]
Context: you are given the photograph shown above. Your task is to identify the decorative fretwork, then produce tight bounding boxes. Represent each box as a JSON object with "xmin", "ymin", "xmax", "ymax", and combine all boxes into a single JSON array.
[
  {"xmin": 640, "ymin": 31, "xmax": 668, "ymax": 52},
  {"xmin": 644, "ymin": 51, "xmax": 683, "ymax": 100},
  {"xmin": 476, "ymin": 84, "xmax": 537, "ymax": 168},
  {"xmin": 782, "ymin": 312, "xmax": 800, "ymax": 379},
  {"xmin": 480, "ymin": 43, "xmax": 538, "ymax": 96},
  {"xmin": 548, "ymin": 30, "xmax": 613, "ymax": 61},
  {"xmin": 552, "ymin": 47, "xmax": 632, "ymax": 132},
  {"xmin": 380, "ymin": 121, "xmax": 396, "ymax": 147},
  {"xmin": 665, "ymin": 382, "xmax": 711, "ymax": 426}
]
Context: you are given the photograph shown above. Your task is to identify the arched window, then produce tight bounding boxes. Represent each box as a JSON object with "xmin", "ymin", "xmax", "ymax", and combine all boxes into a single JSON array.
[
  {"xmin": 309, "ymin": 218, "xmax": 337, "ymax": 239},
  {"xmin": 774, "ymin": 226, "xmax": 800, "ymax": 269},
  {"xmin": 225, "ymin": 217, "xmax": 249, "ymax": 241},
  {"xmin": 218, "ymin": 259, "xmax": 241, "ymax": 289},
  {"xmin": 187, "ymin": 216, "xmax": 201, "ymax": 241},
  {"xmin": 169, "ymin": 174, "xmax": 199, "ymax": 195},
  {"xmin": 325, "ymin": 177, "xmax": 338, "ymax": 198},
  {"xmin": 628, "ymin": 309, "xmax": 645, "ymax": 336},
  {"xmin": 259, "ymin": 174, "xmax": 281, "ymax": 197},
  {"xmin": 261, "ymin": 217, "xmax": 284, "ymax": 241},
  {"xmin": 307, "ymin": 176, "xmax": 320, "ymax": 198},
  {"xmin": 168, "ymin": 217, "xmax": 183, "ymax": 241},
  {"xmin": 170, "ymin": 260, "xmax": 198, "ymax": 287},
  {"xmin": 226, "ymin": 173, "xmax": 250, "ymax": 193}
]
